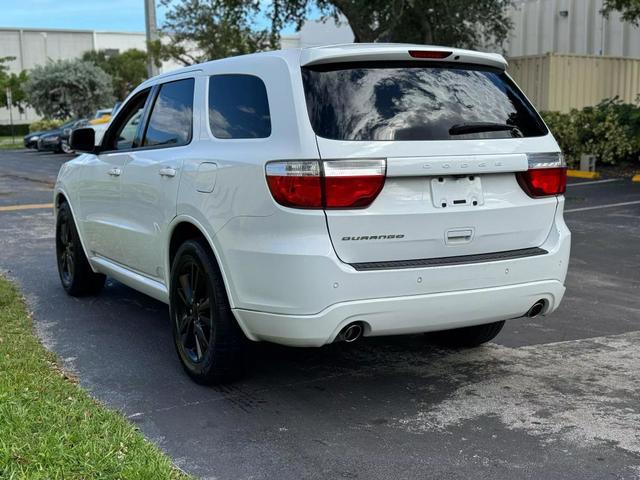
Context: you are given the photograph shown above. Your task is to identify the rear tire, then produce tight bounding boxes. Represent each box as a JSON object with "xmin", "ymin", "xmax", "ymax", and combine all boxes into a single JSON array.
[
  {"xmin": 56, "ymin": 202, "xmax": 105, "ymax": 296},
  {"xmin": 427, "ymin": 321, "xmax": 505, "ymax": 348},
  {"xmin": 170, "ymin": 238, "xmax": 246, "ymax": 384}
]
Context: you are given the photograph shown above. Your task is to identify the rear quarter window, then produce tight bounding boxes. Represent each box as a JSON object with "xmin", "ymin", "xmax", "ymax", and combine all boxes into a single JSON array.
[
  {"xmin": 302, "ymin": 61, "xmax": 547, "ymax": 141},
  {"xmin": 208, "ymin": 74, "xmax": 271, "ymax": 139}
]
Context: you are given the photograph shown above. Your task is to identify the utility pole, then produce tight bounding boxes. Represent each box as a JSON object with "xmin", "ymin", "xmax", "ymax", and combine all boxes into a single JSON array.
[
  {"xmin": 144, "ymin": 0, "xmax": 160, "ymax": 78},
  {"xmin": 6, "ymin": 87, "xmax": 14, "ymax": 145}
]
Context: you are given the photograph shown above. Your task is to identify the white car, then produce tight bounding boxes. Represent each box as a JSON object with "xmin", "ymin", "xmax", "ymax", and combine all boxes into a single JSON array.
[{"xmin": 56, "ymin": 44, "xmax": 570, "ymax": 383}]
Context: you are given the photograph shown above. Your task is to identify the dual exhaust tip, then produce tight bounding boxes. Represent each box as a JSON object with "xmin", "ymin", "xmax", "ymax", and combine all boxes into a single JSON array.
[
  {"xmin": 526, "ymin": 299, "xmax": 546, "ymax": 318},
  {"xmin": 335, "ymin": 300, "xmax": 546, "ymax": 344},
  {"xmin": 336, "ymin": 322, "xmax": 364, "ymax": 343}
]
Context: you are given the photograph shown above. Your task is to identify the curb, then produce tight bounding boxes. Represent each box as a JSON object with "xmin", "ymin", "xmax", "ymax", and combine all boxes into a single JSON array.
[
  {"xmin": 632, "ymin": 174, "xmax": 640, "ymax": 183},
  {"xmin": 567, "ymin": 169, "xmax": 601, "ymax": 180}
]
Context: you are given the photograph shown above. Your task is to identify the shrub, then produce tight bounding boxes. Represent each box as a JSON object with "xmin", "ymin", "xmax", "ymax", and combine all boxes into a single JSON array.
[
  {"xmin": 29, "ymin": 119, "xmax": 64, "ymax": 133},
  {"xmin": 541, "ymin": 98, "xmax": 640, "ymax": 166},
  {"xmin": 24, "ymin": 59, "xmax": 114, "ymax": 120}
]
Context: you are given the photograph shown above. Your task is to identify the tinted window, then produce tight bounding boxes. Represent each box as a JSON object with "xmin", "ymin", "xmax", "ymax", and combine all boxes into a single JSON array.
[
  {"xmin": 143, "ymin": 78, "xmax": 194, "ymax": 147},
  {"xmin": 104, "ymin": 89, "xmax": 149, "ymax": 151},
  {"xmin": 208, "ymin": 75, "xmax": 271, "ymax": 139},
  {"xmin": 302, "ymin": 62, "xmax": 547, "ymax": 141}
]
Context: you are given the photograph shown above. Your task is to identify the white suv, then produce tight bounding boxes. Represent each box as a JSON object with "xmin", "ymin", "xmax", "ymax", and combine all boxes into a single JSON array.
[{"xmin": 56, "ymin": 44, "xmax": 570, "ymax": 383}]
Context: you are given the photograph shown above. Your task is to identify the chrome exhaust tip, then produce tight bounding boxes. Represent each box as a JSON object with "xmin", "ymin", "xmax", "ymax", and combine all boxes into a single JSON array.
[
  {"xmin": 527, "ymin": 300, "xmax": 546, "ymax": 318},
  {"xmin": 337, "ymin": 323, "xmax": 364, "ymax": 343}
]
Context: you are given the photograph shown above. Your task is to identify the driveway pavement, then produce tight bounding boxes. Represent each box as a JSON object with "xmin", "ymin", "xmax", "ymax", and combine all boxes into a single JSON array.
[{"xmin": 1, "ymin": 149, "xmax": 639, "ymax": 479}]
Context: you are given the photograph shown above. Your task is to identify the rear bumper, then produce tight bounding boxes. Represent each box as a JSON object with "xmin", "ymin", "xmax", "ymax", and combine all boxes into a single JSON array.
[
  {"xmin": 220, "ymin": 202, "xmax": 570, "ymax": 346},
  {"xmin": 233, "ymin": 280, "xmax": 565, "ymax": 347}
]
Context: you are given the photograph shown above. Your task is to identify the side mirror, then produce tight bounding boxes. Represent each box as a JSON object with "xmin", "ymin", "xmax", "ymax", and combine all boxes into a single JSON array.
[{"xmin": 70, "ymin": 127, "xmax": 97, "ymax": 153}]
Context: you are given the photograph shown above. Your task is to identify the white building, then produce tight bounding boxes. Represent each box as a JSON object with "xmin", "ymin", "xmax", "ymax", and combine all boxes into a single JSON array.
[{"xmin": 0, "ymin": 27, "xmax": 182, "ymax": 125}]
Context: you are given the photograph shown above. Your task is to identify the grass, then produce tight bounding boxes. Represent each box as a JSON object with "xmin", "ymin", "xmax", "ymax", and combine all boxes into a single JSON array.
[
  {"xmin": 0, "ymin": 276, "xmax": 190, "ymax": 479},
  {"xmin": 0, "ymin": 136, "xmax": 23, "ymax": 150}
]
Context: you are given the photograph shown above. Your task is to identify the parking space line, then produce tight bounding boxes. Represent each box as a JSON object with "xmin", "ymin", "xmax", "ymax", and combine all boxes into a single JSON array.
[
  {"xmin": 566, "ymin": 179, "xmax": 621, "ymax": 187},
  {"xmin": 565, "ymin": 200, "xmax": 640, "ymax": 213},
  {"xmin": 0, "ymin": 203, "xmax": 54, "ymax": 212}
]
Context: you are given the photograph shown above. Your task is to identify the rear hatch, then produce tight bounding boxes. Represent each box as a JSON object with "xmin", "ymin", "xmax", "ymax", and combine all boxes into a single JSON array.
[{"xmin": 301, "ymin": 56, "xmax": 561, "ymax": 266}]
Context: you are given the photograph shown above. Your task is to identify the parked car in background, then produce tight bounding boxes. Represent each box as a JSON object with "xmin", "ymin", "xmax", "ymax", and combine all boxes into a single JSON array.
[
  {"xmin": 56, "ymin": 44, "xmax": 570, "ymax": 384},
  {"xmin": 37, "ymin": 119, "xmax": 88, "ymax": 153},
  {"xmin": 89, "ymin": 108, "xmax": 113, "ymax": 125},
  {"xmin": 24, "ymin": 129, "xmax": 49, "ymax": 149}
]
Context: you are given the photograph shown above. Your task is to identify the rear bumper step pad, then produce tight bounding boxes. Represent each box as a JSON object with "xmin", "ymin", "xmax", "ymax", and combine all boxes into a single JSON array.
[{"xmin": 350, "ymin": 247, "xmax": 548, "ymax": 271}]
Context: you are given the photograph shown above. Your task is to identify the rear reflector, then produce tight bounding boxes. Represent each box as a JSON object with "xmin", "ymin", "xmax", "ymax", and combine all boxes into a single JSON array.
[
  {"xmin": 266, "ymin": 159, "xmax": 386, "ymax": 209},
  {"xmin": 409, "ymin": 50, "xmax": 452, "ymax": 59},
  {"xmin": 517, "ymin": 153, "xmax": 567, "ymax": 197}
]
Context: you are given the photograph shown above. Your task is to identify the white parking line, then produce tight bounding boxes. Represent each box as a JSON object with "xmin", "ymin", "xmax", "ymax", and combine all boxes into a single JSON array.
[
  {"xmin": 565, "ymin": 200, "xmax": 640, "ymax": 213},
  {"xmin": 566, "ymin": 179, "xmax": 621, "ymax": 187}
]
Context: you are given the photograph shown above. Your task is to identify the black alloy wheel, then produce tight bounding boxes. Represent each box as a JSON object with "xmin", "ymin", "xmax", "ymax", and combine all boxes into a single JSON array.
[
  {"xmin": 174, "ymin": 259, "xmax": 213, "ymax": 364},
  {"xmin": 55, "ymin": 202, "xmax": 105, "ymax": 296},
  {"xmin": 170, "ymin": 238, "xmax": 246, "ymax": 384}
]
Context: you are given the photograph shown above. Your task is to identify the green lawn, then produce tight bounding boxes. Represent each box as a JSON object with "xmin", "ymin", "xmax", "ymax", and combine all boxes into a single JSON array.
[
  {"xmin": 0, "ymin": 136, "xmax": 23, "ymax": 150},
  {"xmin": 0, "ymin": 276, "xmax": 190, "ymax": 479}
]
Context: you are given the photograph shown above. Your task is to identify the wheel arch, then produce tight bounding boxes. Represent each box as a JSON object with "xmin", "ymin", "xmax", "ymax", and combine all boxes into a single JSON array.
[
  {"xmin": 166, "ymin": 217, "xmax": 237, "ymax": 310},
  {"xmin": 54, "ymin": 188, "xmax": 98, "ymax": 273}
]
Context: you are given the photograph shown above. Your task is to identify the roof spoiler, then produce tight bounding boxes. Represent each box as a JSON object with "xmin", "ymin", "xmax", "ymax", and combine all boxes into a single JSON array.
[{"xmin": 299, "ymin": 44, "xmax": 507, "ymax": 70}]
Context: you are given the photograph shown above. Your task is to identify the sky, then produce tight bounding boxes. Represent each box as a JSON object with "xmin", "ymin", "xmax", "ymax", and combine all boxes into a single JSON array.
[{"xmin": 0, "ymin": 0, "xmax": 304, "ymax": 33}]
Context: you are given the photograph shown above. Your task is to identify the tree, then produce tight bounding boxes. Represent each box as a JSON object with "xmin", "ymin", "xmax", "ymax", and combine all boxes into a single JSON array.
[
  {"xmin": 0, "ymin": 56, "xmax": 29, "ymax": 113},
  {"xmin": 155, "ymin": 0, "xmax": 514, "ymax": 66},
  {"xmin": 24, "ymin": 59, "xmax": 114, "ymax": 120},
  {"xmin": 313, "ymin": 0, "xmax": 513, "ymax": 47},
  {"xmin": 82, "ymin": 49, "xmax": 150, "ymax": 100},
  {"xmin": 602, "ymin": 0, "xmax": 640, "ymax": 25},
  {"xmin": 153, "ymin": 0, "xmax": 276, "ymax": 66}
]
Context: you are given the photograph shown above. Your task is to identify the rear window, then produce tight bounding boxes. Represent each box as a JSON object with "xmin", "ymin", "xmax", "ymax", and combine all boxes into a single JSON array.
[{"xmin": 301, "ymin": 62, "xmax": 547, "ymax": 141}]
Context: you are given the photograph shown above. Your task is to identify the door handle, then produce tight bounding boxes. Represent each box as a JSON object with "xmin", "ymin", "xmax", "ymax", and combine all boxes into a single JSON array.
[
  {"xmin": 107, "ymin": 167, "xmax": 121, "ymax": 177},
  {"xmin": 159, "ymin": 167, "xmax": 177, "ymax": 178}
]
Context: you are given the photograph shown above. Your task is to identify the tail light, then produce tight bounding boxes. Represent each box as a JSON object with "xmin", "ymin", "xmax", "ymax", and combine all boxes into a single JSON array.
[
  {"xmin": 265, "ymin": 161, "xmax": 322, "ymax": 209},
  {"xmin": 266, "ymin": 159, "xmax": 386, "ymax": 209},
  {"xmin": 517, "ymin": 153, "xmax": 567, "ymax": 198}
]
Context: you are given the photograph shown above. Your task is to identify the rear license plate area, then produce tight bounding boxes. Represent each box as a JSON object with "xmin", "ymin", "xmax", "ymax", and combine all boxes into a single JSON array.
[{"xmin": 431, "ymin": 175, "xmax": 484, "ymax": 209}]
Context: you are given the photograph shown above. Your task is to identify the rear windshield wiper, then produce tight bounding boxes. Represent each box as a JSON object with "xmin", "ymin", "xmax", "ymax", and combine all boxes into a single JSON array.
[{"xmin": 449, "ymin": 122, "xmax": 523, "ymax": 137}]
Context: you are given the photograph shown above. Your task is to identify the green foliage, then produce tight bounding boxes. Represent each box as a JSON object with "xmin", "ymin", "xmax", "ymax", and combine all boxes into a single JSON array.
[
  {"xmin": 156, "ymin": 0, "xmax": 514, "ymax": 66},
  {"xmin": 0, "ymin": 124, "xmax": 29, "ymax": 136},
  {"xmin": 0, "ymin": 276, "xmax": 191, "ymax": 479},
  {"xmin": 542, "ymin": 98, "xmax": 640, "ymax": 166},
  {"xmin": 155, "ymin": 0, "xmax": 276, "ymax": 65},
  {"xmin": 602, "ymin": 0, "xmax": 640, "ymax": 25},
  {"xmin": 0, "ymin": 56, "xmax": 29, "ymax": 113},
  {"xmin": 29, "ymin": 118, "xmax": 65, "ymax": 133},
  {"xmin": 82, "ymin": 49, "xmax": 150, "ymax": 100},
  {"xmin": 312, "ymin": 0, "xmax": 514, "ymax": 47},
  {"xmin": 24, "ymin": 59, "xmax": 115, "ymax": 120}
]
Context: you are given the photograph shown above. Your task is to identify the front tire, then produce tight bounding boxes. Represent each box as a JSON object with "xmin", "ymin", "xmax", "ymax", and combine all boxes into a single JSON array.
[
  {"xmin": 56, "ymin": 202, "xmax": 105, "ymax": 296},
  {"xmin": 427, "ymin": 321, "xmax": 505, "ymax": 348},
  {"xmin": 170, "ymin": 239, "xmax": 246, "ymax": 384}
]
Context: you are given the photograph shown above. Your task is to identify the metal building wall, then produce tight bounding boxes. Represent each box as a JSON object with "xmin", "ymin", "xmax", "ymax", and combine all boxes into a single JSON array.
[
  {"xmin": 509, "ymin": 53, "xmax": 640, "ymax": 111},
  {"xmin": 506, "ymin": 0, "xmax": 640, "ymax": 58}
]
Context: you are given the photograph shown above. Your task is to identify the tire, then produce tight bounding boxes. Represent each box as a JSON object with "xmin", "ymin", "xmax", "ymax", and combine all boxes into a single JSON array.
[
  {"xmin": 427, "ymin": 321, "xmax": 505, "ymax": 348},
  {"xmin": 170, "ymin": 238, "xmax": 246, "ymax": 384},
  {"xmin": 56, "ymin": 202, "xmax": 106, "ymax": 296}
]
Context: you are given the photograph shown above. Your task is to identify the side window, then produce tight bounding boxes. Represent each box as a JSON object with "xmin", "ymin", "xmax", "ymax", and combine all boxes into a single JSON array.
[
  {"xmin": 106, "ymin": 89, "xmax": 150, "ymax": 151},
  {"xmin": 143, "ymin": 78, "xmax": 195, "ymax": 147},
  {"xmin": 209, "ymin": 74, "xmax": 271, "ymax": 139}
]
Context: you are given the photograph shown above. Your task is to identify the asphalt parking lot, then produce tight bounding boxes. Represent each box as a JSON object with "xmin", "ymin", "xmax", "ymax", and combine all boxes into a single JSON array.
[{"xmin": 1, "ymin": 149, "xmax": 639, "ymax": 479}]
